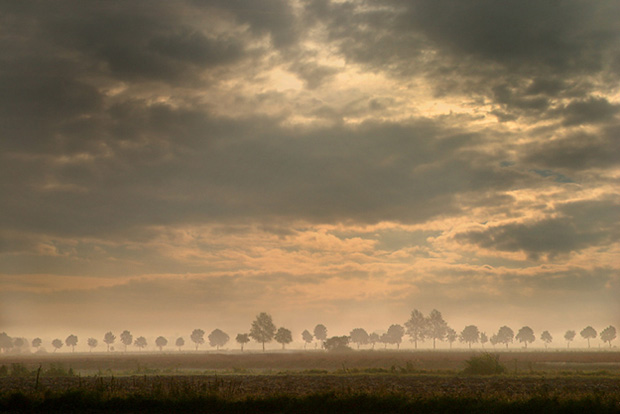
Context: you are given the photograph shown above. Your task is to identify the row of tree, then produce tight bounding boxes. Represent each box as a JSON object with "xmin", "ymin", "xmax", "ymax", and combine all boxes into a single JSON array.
[{"xmin": 0, "ymin": 310, "xmax": 616, "ymax": 353}]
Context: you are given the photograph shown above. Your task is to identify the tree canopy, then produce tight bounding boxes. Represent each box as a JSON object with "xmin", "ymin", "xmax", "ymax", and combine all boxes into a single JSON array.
[
  {"xmin": 120, "ymin": 330, "xmax": 133, "ymax": 352},
  {"xmin": 103, "ymin": 331, "xmax": 115, "ymax": 352},
  {"xmin": 250, "ymin": 312, "xmax": 277, "ymax": 351},
  {"xmin": 155, "ymin": 336, "xmax": 168, "ymax": 351},
  {"xmin": 349, "ymin": 328, "xmax": 369, "ymax": 349},
  {"xmin": 600, "ymin": 326, "xmax": 616, "ymax": 348},
  {"xmin": 236, "ymin": 333, "xmax": 250, "ymax": 351},
  {"xmin": 301, "ymin": 330, "xmax": 313, "ymax": 348},
  {"xmin": 496, "ymin": 326, "xmax": 514, "ymax": 348},
  {"xmin": 190, "ymin": 329, "xmax": 205, "ymax": 350},
  {"xmin": 208, "ymin": 329, "xmax": 230, "ymax": 350},
  {"xmin": 313, "ymin": 324, "xmax": 327, "ymax": 342},
  {"xmin": 580, "ymin": 326, "xmax": 597, "ymax": 348},
  {"xmin": 460, "ymin": 325, "xmax": 480, "ymax": 348},
  {"xmin": 65, "ymin": 334, "xmax": 78, "ymax": 352},
  {"xmin": 275, "ymin": 327, "xmax": 293, "ymax": 349},
  {"xmin": 515, "ymin": 326, "xmax": 535, "ymax": 348}
]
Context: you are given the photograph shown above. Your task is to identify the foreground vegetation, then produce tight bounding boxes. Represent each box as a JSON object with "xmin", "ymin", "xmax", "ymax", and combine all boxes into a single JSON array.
[{"xmin": 1, "ymin": 351, "xmax": 618, "ymax": 412}]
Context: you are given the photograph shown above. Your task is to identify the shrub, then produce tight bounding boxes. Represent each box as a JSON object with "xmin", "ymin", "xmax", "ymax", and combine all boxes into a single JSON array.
[{"xmin": 462, "ymin": 353, "xmax": 506, "ymax": 375}]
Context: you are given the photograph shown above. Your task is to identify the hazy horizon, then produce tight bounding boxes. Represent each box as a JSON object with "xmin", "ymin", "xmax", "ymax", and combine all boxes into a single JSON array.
[{"xmin": 1, "ymin": 1, "xmax": 619, "ymax": 344}]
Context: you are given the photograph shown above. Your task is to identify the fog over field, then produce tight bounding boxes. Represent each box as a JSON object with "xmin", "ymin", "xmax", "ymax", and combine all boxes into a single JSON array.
[{"xmin": 0, "ymin": 1, "xmax": 619, "ymax": 343}]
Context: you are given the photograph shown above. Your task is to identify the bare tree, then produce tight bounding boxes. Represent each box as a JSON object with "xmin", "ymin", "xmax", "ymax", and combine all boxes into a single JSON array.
[
  {"xmin": 155, "ymin": 336, "xmax": 168, "ymax": 351},
  {"xmin": 460, "ymin": 325, "xmax": 480, "ymax": 349},
  {"xmin": 250, "ymin": 312, "xmax": 276, "ymax": 351},
  {"xmin": 175, "ymin": 337, "xmax": 185, "ymax": 351},
  {"xmin": 191, "ymin": 329, "xmax": 205, "ymax": 351},
  {"xmin": 52, "ymin": 339, "xmax": 63, "ymax": 352},
  {"xmin": 87, "ymin": 337, "xmax": 98, "ymax": 352},
  {"xmin": 600, "ymin": 326, "xmax": 617, "ymax": 348},
  {"xmin": 426, "ymin": 309, "xmax": 449, "ymax": 349},
  {"xmin": 540, "ymin": 331, "xmax": 553, "ymax": 349},
  {"xmin": 103, "ymin": 331, "xmax": 115, "ymax": 352},
  {"xmin": 235, "ymin": 333, "xmax": 250, "ymax": 351},
  {"xmin": 301, "ymin": 330, "xmax": 313, "ymax": 349},
  {"xmin": 275, "ymin": 327, "xmax": 293, "ymax": 350},
  {"xmin": 134, "ymin": 336, "xmax": 147, "ymax": 351},
  {"xmin": 208, "ymin": 329, "xmax": 230, "ymax": 350},
  {"xmin": 516, "ymin": 326, "xmax": 535, "ymax": 348},
  {"xmin": 564, "ymin": 330, "xmax": 576, "ymax": 348},
  {"xmin": 580, "ymin": 326, "xmax": 597, "ymax": 348},
  {"xmin": 405, "ymin": 309, "xmax": 427, "ymax": 349},
  {"xmin": 65, "ymin": 334, "xmax": 78, "ymax": 352},
  {"xmin": 120, "ymin": 330, "xmax": 133, "ymax": 352}
]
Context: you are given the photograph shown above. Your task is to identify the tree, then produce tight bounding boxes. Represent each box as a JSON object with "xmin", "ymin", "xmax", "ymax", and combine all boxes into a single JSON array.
[
  {"xmin": 600, "ymin": 326, "xmax": 617, "ymax": 348},
  {"xmin": 275, "ymin": 327, "xmax": 293, "ymax": 349},
  {"xmin": 191, "ymin": 329, "xmax": 205, "ymax": 351},
  {"xmin": 314, "ymin": 324, "xmax": 327, "ymax": 348},
  {"xmin": 516, "ymin": 326, "xmax": 535, "ymax": 348},
  {"xmin": 447, "ymin": 328, "xmax": 458, "ymax": 349},
  {"xmin": 52, "ymin": 339, "xmax": 63, "ymax": 352},
  {"xmin": 250, "ymin": 312, "xmax": 277, "ymax": 351},
  {"xmin": 405, "ymin": 309, "xmax": 427, "ymax": 349},
  {"xmin": 580, "ymin": 326, "xmax": 597, "ymax": 348},
  {"xmin": 349, "ymin": 328, "xmax": 369, "ymax": 349},
  {"xmin": 155, "ymin": 336, "xmax": 168, "ymax": 352},
  {"xmin": 368, "ymin": 333, "xmax": 380, "ymax": 349},
  {"xmin": 134, "ymin": 336, "xmax": 147, "ymax": 351},
  {"xmin": 386, "ymin": 324, "xmax": 405, "ymax": 349},
  {"xmin": 0, "ymin": 333, "xmax": 12, "ymax": 353},
  {"xmin": 301, "ymin": 330, "xmax": 313, "ymax": 349},
  {"xmin": 426, "ymin": 309, "xmax": 449, "ymax": 349},
  {"xmin": 65, "ymin": 334, "xmax": 78, "ymax": 352},
  {"xmin": 176, "ymin": 337, "xmax": 185, "ymax": 351},
  {"xmin": 540, "ymin": 331, "xmax": 553, "ymax": 349},
  {"xmin": 489, "ymin": 334, "xmax": 498, "ymax": 349},
  {"xmin": 236, "ymin": 333, "xmax": 250, "ymax": 351},
  {"xmin": 208, "ymin": 329, "xmax": 230, "ymax": 350},
  {"xmin": 120, "ymin": 330, "xmax": 133, "ymax": 352},
  {"xmin": 564, "ymin": 330, "xmax": 576, "ymax": 348},
  {"xmin": 32, "ymin": 337, "xmax": 42, "ymax": 349},
  {"xmin": 460, "ymin": 325, "xmax": 480, "ymax": 349},
  {"xmin": 496, "ymin": 326, "xmax": 514, "ymax": 349},
  {"xmin": 323, "ymin": 336, "xmax": 351, "ymax": 352},
  {"xmin": 87, "ymin": 338, "xmax": 98, "ymax": 352},
  {"xmin": 480, "ymin": 332, "xmax": 488, "ymax": 349},
  {"xmin": 103, "ymin": 331, "xmax": 115, "ymax": 352}
]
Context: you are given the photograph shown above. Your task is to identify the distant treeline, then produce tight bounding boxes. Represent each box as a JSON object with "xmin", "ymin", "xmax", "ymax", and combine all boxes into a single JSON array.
[{"xmin": 1, "ymin": 310, "xmax": 616, "ymax": 354}]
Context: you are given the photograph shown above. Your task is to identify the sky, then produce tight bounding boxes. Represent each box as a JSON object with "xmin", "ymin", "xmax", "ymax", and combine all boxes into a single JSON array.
[{"xmin": 1, "ymin": 0, "xmax": 619, "ymax": 349}]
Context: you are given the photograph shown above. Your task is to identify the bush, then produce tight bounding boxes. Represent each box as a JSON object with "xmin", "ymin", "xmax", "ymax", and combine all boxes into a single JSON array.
[{"xmin": 462, "ymin": 353, "xmax": 506, "ymax": 375}]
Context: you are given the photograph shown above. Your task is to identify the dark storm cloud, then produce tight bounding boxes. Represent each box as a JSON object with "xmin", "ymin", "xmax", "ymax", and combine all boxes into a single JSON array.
[{"xmin": 455, "ymin": 197, "xmax": 620, "ymax": 260}]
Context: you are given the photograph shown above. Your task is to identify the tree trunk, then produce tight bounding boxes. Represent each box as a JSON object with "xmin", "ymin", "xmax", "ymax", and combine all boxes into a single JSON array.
[
  {"xmin": 262, "ymin": 341, "xmax": 265, "ymax": 352},
  {"xmin": 433, "ymin": 338, "xmax": 436, "ymax": 349}
]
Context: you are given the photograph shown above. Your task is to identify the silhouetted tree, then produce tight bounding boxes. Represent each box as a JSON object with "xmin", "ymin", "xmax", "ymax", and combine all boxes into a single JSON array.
[
  {"xmin": 386, "ymin": 324, "xmax": 405, "ymax": 349},
  {"xmin": 32, "ymin": 337, "xmax": 42, "ymax": 350},
  {"xmin": 564, "ymin": 330, "xmax": 576, "ymax": 348},
  {"xmin": 275, "ymin": 327, "xmax": 293, "ymax": 349},
  {"xmin": 120, "ymin": 330, "xmax": 133, "ymax": 352},
  {"xmin": 447, "ymin": 328, "xmax": 458, "ymax": 349},
  {"xmin": 480, "ymin": 332, "xmax": 488, "ymax": 349},
  {"xmin": 155, "ymin": 336, "xmax": 168, "ymax": 351},
  {"xmin": 540, "ymin": 331, "xmax": 553, "ymax": 348},
  {"xmin": 208, "ymin": 329, "xmax": 230, "ymax": 350},
  {"xmin": 426, "ymin": 309, "xmax": 449, "ymax": 349},
  {"xmin": 314, "ymin": 324, "xmax": 327, "ymax": 348},
  {"xmin": 103, "ymin": 331, "xmax": 115, "ymax": 352},
  {"xmin": 580, "ymin": 326, "xmax": 597, "ymax": 348},
  {"xmin": 489, "ymin": 334, "xmax": 498, "ymax": 349},
  {"xmin": 65, "ymin": 334, "xmax": 78, "ymax": 352},
  {"xmin": 405, "ymin": 309, "xmax": 427, "ymax": 349},
  {"xmin": 323, "ymin": 336, "xmax": 351, "ymax": 352},
  {"xmin": 87, "ymin": 337, "xmax": 98, "ymax": 352},
  {"xmin": 460, "ymin": 325, "xmax": 479, "ymax": 349},
  {"xmin": 516, "ymin": 326, "xmax": 535, "ymax": 348},
  {"xmin": 52, "ymin": 339, "xmax": 63, "ymax": 352},
  {"xmin": 368, "ymin": 333, "xmax": 380, "ymax": 349},
  {"xmin": 175, "ymin": 337, "xmax": 185, "ymax": 351},
  {"xmin": 13, "ymin": 338, "xmax": 25, "ymax": 352},
  {"xmin": 250, "ymin": 312, "xmax": 276, "ymax": 351},
  {"xmin": 236, "ymin": 333, "xmax": 250, "ymax": 351},
  {"xmin": 349, "ymin": 328, "xmax": 369, "ymax": 349},
  {"xmin": 301, "ymin": 330, "xmax": 313, "ymax": 349},
  {"xmin": 0, "ymin": 333, "xmax": 12, "ymax": 353},
  {"xmin": 496, "ymin": 326, "xmax": 514, "ymax": 349},
  {"xmin": 191, "ymin": 329, "xmax": 205, "ymax": 351},
  {"xmin": 600, "ymin": 326, "xmax": 617, "ymax": 348},
  {"xmin": 134, "ymin": 336, "xmax": 147, "ymax": 351}
]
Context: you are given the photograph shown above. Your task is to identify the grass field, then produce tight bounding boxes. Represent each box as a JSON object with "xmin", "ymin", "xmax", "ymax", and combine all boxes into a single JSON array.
[{"xmin": 1, "ymin": 351, "xmax": 619, "ymax": 412}]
